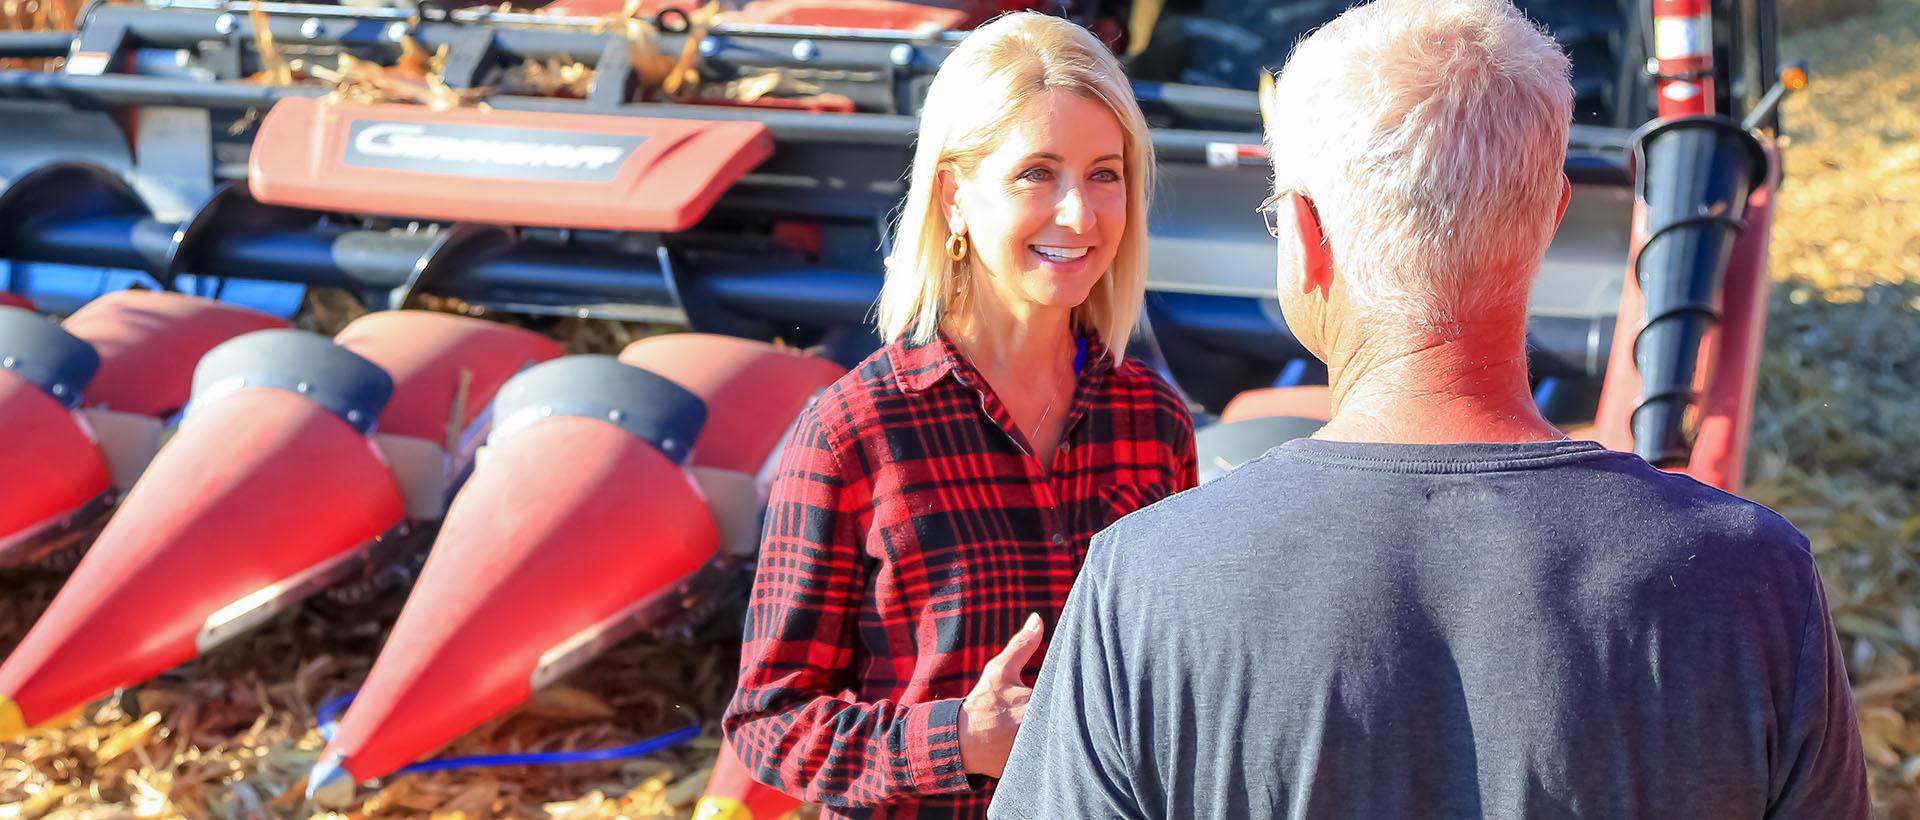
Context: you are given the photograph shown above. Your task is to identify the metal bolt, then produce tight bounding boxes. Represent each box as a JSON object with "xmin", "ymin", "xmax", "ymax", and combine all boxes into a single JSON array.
[
  {"xmin": 609, "ymin": 409, "xmax": 626, "ymax": 422},
  {"xmin": 295, "ymin": 381, "xmax": 311, "ymax": 394},
  {"xmin": 540, "ymin": 406, "xmax": 554, "ymax": 417},
  {"xmin": 792, "ymin": 39, "xmax": 819, "ymax": 62},
  {"xmin": 1645, "ymin": 57, "xmax": 1660, "ymax": 75},
  {"xmin": 386, "ymin": 21, "xmax": 410, "ymax": 42},
  {"xmin": 214, "ymin": 12, "xmax": 236, "ymax": 34},
  {"xmin": 347, "ymin": 409, "xmax": 361, "ymax": 424},
  {"xmin": 890, "ymin": 44, "xmax": 913, "ymax": 67},
  {"xmin": 1, "ymin": 356, "xmax": 14, "ymax": 368},
  {"xmin": 300, "ymin": 17, "xmax": 322, "ymax": 39},
  {"xmin": 698, "ymin": 36, "xmax": 721, "ymax": 57},
  {"xmin": 51, "ymin": 384, "xmax": 67, "ymax": 396},
  {"xmin": 662, "ymin": 437, "xmax": 678, "ymax": 452}
]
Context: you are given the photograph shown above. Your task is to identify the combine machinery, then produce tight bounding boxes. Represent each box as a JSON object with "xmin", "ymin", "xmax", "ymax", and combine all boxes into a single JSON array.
[{"xmin": 0, "ymin": 0, "xmax": 1802, "ymax": 815}]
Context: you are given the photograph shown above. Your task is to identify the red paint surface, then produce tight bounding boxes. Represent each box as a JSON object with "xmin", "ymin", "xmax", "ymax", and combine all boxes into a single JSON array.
[
  {"xmin": 0, "ymin": 389, "xmax": 403, "ymax": 727},
  {"xmin": 324, "ymin": 417, "xmax": 718, "ymax": 781},
  {"xmin": 1219, "ymin": 385, "xmax": 1332, "ymax": 424},
  {"xmin": 65, "ymin": 290, "xmax": 285, "ymax": 418},
  {"xmin": 0, "ymin": 373, "xmax": 109, "ymax": 547},
  {"xmin": 336, "ymin": 311, "xmax": 562, "ymax": 442},
  {"xmin": 619, "ymin": 334, "xmax": 845, "ymax": 473},
  {"xmin": 250, "ymin": 99, "xmax": 772, "ymax": 232},
  {"xmin": 705, "ymin": 736, "xmax": 806, "ymax": 818}
]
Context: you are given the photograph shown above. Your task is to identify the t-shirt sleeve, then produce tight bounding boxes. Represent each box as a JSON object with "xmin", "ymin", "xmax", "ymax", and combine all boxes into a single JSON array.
[
  {"xmin": 988, "ymin": 534, "xmax": 1146, "ymax": 819},
  {"xmin": 1766, "ymin": 567, "xmax": 1871, "ymax": 819}
]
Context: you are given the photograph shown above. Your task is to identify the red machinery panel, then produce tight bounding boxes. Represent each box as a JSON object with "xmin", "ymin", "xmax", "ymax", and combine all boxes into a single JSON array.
[
  {"xmin": 540, "ymin": 0, "xmax": 973, "ymax": 29},
  {"xmin": 725, "ymin": 0, "xmax": 970, "ymax": 29},
  {"xmin": 618, "ymin": 334, "xmax": 846, "ymax": 474},
  {"xmin": 250, "ymin": 99, "xmax": 773, "ymax": 232},
  {"xmin": 335, "ymin": 312, "xmax": 562, "ymax": 442},
  {"xmin": 64, "ymin": 290, "xmax": 286, "ymax": 418}
]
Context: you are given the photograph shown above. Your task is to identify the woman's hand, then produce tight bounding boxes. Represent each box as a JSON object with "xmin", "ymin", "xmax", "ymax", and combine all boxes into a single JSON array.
[{"xmin": 958, "ymin": 612, "xmax": 1046, "ymax": 778}]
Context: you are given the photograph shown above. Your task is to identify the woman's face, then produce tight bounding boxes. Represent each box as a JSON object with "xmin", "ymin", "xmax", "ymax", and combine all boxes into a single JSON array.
[{"xmin": 943, "ymin": 90, "xmax": 1129, "ymax": 316}]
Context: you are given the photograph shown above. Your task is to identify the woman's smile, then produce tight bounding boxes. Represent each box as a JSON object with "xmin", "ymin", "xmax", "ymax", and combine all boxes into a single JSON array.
[{"xmin": 1030, "ymin": 243, "xmax": 1094, "ymax": 269}]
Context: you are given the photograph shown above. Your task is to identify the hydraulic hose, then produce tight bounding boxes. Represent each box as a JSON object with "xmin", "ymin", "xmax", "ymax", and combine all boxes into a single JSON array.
[{"xmin": 317, "ymin": 692, "xmax": 702, "ymax": 775}]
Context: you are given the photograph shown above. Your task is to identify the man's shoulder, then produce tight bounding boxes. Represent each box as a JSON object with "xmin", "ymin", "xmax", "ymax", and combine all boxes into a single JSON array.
[
  {"xmin": 1598, "ymin": 454, "xmax": 1811, "ymax": 557},
  {"xmin": 1087, "ymin": 450, "xmax": 1299, "ymax": 575},
  {"xmin": 1614, "ymin": 460, "xmax": 1818, "ymax": 589}
]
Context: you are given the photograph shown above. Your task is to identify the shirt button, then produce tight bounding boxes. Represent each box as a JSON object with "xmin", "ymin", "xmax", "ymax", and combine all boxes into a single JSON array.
[{"xmin": 1051, "ymin": 533, "xmax": 1068, "ymax": 547}]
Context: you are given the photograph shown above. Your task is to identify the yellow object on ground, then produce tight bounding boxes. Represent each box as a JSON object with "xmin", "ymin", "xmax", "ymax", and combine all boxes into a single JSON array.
[
  {"xmin": 691, "ymin": 796, "xmax": 751, "ymax": 820},
  {"xmin": 0, "ymin": 696, "xmax": 81, "ymax": 742},
  {"xmin": 1, "ymin": 695, "xmax": 27, "ymax": 741}
]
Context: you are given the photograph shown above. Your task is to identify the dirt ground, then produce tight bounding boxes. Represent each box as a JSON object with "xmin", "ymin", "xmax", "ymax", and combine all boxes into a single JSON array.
[{"xmin": 2, "ymin": 0, "xmax": 1918, "ymax": 817}]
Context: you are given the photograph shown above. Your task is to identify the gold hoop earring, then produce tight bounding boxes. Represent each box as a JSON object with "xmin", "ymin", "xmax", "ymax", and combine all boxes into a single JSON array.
[{"xmin": 945, "ymin": 232, "xmax": 969, "ymax": 262}]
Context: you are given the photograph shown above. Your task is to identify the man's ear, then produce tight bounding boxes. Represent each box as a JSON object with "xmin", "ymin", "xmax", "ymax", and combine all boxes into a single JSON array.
[
  {"xmin": 1554, "ymin": 173, "xmax": 1572, "ymax": 228},
  {"xmin": 1290, "ymin": 192, "xmax": 1334, "ymax": 297},
  {"xmin": 938, "ymin": 166, "xmax": 967, "ymax": 234}
]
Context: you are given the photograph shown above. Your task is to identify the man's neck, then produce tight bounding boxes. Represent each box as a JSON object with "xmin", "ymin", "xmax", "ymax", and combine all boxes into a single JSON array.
[{"xmin": 1315, "ymin": 320, "xmax": 1564, "ymax": 445}]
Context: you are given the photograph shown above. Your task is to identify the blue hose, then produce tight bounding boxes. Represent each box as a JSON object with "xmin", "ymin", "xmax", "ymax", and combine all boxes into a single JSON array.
[{"xmin": 316, "ymin": 691, "xmax": 702, "ymax": 775}]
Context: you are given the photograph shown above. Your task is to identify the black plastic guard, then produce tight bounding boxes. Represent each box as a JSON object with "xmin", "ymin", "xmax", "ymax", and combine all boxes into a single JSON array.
[
  {"xmin": 189, "ymin": 329, "xmax": 394, "ymax": 434},
  {"xmin": 487, "ymin": 355, "xmax": 706, "ymax": 465},
  {"xmin": 0, "ymin": 305, "xmax": 100, "ymax": 409}
]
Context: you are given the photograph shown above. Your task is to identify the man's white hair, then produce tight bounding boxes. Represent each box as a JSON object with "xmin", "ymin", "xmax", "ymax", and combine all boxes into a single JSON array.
[{"xmin": 1266, "ymin": 0, "xmax": 1572, "ymax": 334}]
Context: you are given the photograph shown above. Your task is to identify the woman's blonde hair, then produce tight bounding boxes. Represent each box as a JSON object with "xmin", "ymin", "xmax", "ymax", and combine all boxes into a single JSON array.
[{"xmin": 875, "ymin": 11, "xmax": 1154, "ymax": 361}]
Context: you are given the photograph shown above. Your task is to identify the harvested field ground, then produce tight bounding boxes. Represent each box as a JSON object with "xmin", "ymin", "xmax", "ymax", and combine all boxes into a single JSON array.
[
  {"xmin": 1747, "ymin": 0, "xmax": 1920, "ymax": 816},
  {"xmin": 4, "ymin": 0, "xmax": 1919, "ymax": 817}
]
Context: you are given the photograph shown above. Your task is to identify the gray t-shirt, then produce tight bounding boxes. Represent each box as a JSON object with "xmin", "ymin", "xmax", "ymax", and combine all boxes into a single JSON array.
[{"xmin": 990, "ymin": 439, "xmax": 1868, "ymax": 819}]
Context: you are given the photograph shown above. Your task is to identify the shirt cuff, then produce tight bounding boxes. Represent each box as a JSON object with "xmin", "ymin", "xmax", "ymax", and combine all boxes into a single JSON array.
[{"xmin": 901, "ymin": 697, "xmax": 971, "ymax": 795}]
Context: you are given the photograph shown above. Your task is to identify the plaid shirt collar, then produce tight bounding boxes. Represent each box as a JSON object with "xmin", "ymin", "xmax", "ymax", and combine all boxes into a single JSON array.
[{"xmin": 887, "ymin": 328, "xmax": 1113, "ymax": 394}]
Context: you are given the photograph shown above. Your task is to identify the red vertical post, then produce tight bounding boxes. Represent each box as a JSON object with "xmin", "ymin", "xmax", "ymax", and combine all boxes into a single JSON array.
[{"xmin": 1652, "ymin": 0, "xmax": 1716, "ymax": 118}]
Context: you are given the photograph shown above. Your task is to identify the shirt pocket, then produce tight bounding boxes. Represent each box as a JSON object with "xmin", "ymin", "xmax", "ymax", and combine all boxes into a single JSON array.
[{"xmin": 1095, "ymin": 480, "xmax": 1175, "ymax": 532}]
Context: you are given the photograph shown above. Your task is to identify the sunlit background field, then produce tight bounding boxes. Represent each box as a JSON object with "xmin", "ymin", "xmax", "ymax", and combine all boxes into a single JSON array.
[{"xmin": 2, "ymin": 0, "xmax": 1917, "ymax": 816}]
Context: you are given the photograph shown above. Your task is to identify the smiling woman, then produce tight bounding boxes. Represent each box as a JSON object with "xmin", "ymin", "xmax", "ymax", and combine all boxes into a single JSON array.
[{"xmin": 721, "ymin": 11, "xmax": 1196, "ymax": 820}]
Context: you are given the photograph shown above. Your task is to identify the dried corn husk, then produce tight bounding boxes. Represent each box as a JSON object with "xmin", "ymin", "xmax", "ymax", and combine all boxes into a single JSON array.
[
  {"xmin": 0, "ymin": 0, "xmax": 84, "ymax": 70},
  {"xmin": 312, "ymin": 38, "xmax": 490, "ymax": 111}
]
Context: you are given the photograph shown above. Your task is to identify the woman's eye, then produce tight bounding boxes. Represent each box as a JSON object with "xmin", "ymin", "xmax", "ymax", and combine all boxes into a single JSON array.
[
  {"xmin": 1019, "ymin": 167, "xmax": 1054, "ymax": 183},
  {"xmin": 1091, "ymin": 168, "xmax": 1122, "ymax": 183}
]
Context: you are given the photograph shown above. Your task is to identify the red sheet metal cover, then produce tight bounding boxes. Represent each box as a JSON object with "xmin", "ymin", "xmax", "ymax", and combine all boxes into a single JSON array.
[
  {"xmin": 0, "ymin": 388, "xmax": 403, "ymax": 732},
  {"xmin": 0, "ymin": 293, "xmax": 33, "ymax": 311},
  {"xmin": 249, "ymin": 98, "xmax": 773, "ymax": 232},
  {"xmin": 617, "ymin": 334, "xmax": 845, "ymax": 474},
  {"xmin": 723, "ymin": 0, "xmax": 969, "ymax": 29},
  {"xmin": 321, "ymin": 417, "xmax": 718, "ymax": 782},
  {"xmin": 334, "ymin": 312, "xmax": 562, "ymax": 442},
  {"xmin": 0, "ymin": 372, "xmax": 109, "ymax": 547},
  {"xmin": 64, "ymin": 291, "xmax": 286, "ymax": 418},
  {"xmin": 1219, "ymin": 386, "xmax": 1332, "ymax": 424}
]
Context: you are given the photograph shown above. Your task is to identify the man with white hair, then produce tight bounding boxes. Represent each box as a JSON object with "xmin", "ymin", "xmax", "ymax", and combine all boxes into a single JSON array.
[{"xmin": 988, "ymin": 0, "xmax": 1870, "ymax": 817}]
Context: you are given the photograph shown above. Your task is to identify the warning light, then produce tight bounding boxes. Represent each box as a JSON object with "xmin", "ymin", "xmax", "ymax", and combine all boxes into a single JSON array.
[{"xmin": 1781, "ymin": 63, "xmax": 1809, "ymax": 92}]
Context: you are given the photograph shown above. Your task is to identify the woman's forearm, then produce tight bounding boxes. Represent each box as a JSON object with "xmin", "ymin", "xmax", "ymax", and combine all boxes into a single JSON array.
[{"xmin": 724, "ymin": 691, "xmax": 971, "ymax": 806}]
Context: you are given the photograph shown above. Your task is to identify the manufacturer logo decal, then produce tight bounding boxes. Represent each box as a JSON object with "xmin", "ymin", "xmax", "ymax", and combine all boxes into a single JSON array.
[{"xmin": 343, "ymin": 121, "xmax": 647, "ymax": 182}]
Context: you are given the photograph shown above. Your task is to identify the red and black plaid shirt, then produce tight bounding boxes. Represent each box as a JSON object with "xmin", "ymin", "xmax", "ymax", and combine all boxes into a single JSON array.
[{"xmin": 723, "ymin": 330, "xmax": 1196, "ymax": 819}]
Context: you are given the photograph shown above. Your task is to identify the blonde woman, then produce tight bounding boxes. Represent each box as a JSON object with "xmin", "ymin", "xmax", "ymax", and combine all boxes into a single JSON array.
[{"xmin": 722, "ymin": 11, "xmax": 1195, "ymax": 818}]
